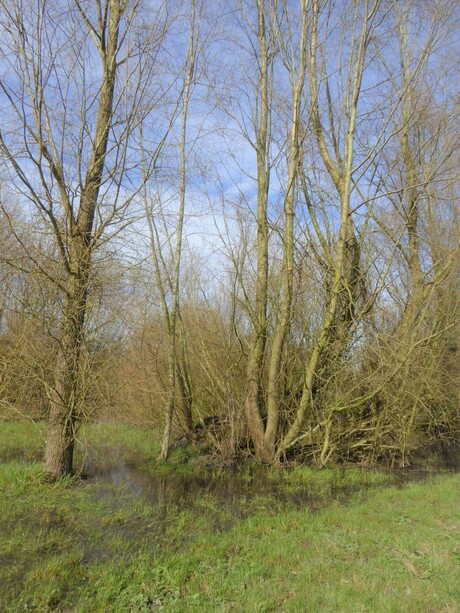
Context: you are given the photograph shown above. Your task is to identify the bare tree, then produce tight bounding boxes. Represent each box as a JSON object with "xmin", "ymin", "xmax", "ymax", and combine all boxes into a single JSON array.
[
  {"xmin": 0, "ymin": 0, "xmax": 169, "ymax": 477},
  {"xmin": 240, "ymin": 0, "xmax": 274, "ymax": 461},
  {"xmin": 138, "ymin": 0, "xmax": 204, "ymax": 459}
]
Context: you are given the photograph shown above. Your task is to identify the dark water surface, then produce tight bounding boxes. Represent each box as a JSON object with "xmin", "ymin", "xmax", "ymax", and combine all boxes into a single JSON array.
[
  {"xmin": 78, "ymin": 441, "xmax": 460, "ymax": 529},
  {"xmin": 2, "ymin": 438, "xmax": 458, "ymax": 570},
  {"xmin": 1, "ymin": 436, "xmax": 458, "ymax": 603},
  {"xmin": 81, "ymin": 449, "xmax": 339, "ymax": 518}
]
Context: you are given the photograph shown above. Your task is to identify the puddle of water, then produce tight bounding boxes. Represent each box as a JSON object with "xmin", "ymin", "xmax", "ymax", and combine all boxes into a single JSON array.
[
  {"xmin": 75, "ymin": 454, "xmax": 354, "ymax": 565},
  {"xmin": 2, "ymin": 439, "xmax": 458, "ymax": 570},
  {"xmin": 80, "ymin": 442, "xmax": 459, "ymax": 507},
  {"xmin": 77, "ymin": 445, "xmax": 411, "ymax": 529},
  {"xmin": 410, "ymin": 441, "xmax": 460, "ymax": 471},
  {"xmin": 77, "ymin": 446, "xmax": 374, "ymax": 551},
  {"xmin": 73, "ymin": 446, "xmax": 460, "ymax": 568},
  {"xmin": 82, "ymin": 448, "xmax": 340, "ymax": 505}
]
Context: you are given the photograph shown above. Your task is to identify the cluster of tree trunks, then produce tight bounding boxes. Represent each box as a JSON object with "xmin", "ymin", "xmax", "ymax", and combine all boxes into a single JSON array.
[{"xmin": 0, "ymin": 0, "xmax": 458, "ymax": 477}]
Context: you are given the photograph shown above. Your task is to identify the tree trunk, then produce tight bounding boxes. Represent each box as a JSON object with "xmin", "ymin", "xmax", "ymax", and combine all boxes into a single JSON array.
[
  {"xmin": 45, "ymin": 270, "xmax": 88, "ymax": 477},
  {"xmin": 264, "ymin": 3, "xmax": 307, "ymax": 462},
  {"xmin": 45, "ymin": 415, "xmax": 75, "ymax": 478},
  {"xmin": 244, "ymin": 0, "xmax": 270, "ymax": 461}
]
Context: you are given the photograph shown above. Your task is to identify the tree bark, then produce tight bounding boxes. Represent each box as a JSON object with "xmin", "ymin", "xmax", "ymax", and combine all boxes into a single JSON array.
[
  {"xmin": 43, "ymin": 0, "xmax": 122, "ymax": 477},
  {"xmin": 244, "ymin": 0, "xmax": 271, "ymax": 460},
  {"xmin": 159, "ymin": 0, "xmax": 200, "ymax": 459},
  {"xmin": 45, "ymin": 255, "xmax": 89, "ymax": 476},
  {"xmin": 263, "ymin": 1, "xmax": 308, "ymax": 462}
]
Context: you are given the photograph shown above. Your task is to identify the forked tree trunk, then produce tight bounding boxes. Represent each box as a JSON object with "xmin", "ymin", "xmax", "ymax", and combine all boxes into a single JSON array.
[
  {"xmin": 276, "ymin": 0, "xmax": 378, "ymax": 459},
  {"xmin": 263, "ymin": 2, "xmax": 308, "ymax": 462}
]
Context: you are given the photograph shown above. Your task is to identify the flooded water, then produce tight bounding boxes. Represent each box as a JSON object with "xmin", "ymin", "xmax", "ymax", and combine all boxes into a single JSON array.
[
  {"xmin": 0, "ymin": 446, "xmax": 43, "ymax": 463},
  {"xmin": 410, "ymin": 440, "xmax": 460, "ymax": 471},
  {"xmin": 2, "ymin": 433, "xmax": 457, "ymax": 533},
  {"xmin": 81, "ymin": 450, "xmax": 340, "ymax": 520},
  {"xmin": 2, "ymin": 434, "xmax": 458, "ymax": 607},
  {"xmin": 1, "ymin": 436, "xmax": 458, "ymax": 571},
  {"xmin": 78, "ymin": 442, "xmax": 458, "ymax": 532},
  {"xmin": 77, "ymin": 447, "xmax": 393, "ymax": 546}
]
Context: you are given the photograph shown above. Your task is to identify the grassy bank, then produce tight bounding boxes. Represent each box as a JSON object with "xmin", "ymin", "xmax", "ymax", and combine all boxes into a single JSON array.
[{"xmin": 0, "ymin": 423, "xmax": 459, "ymax": 612}]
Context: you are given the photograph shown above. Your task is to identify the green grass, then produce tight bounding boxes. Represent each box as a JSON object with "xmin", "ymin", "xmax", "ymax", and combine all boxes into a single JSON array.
[
  {"xmin": 266, "ymin": 463, "xmax": 394, "ymax": 495},
  {"xmin": 1, "ymin": 420, "xmax": 210, "ymax": 476},
  {"xmin": 0, "ymin": 420, "xmax": 47, "ymax": 461},
  {"xmin": 0, "ymin": 420, "xmax": 403, "ymax": 482},
  {"xmin": 76, "ymin": 422, "xmax": 161, "ymax": 458},
  {"xmin": 0, "ymin": 422, "xmax": 459, "ymax": 612},
  {"xmin": 76, "ymin": 422, "xmax": 215, "ymax": 479}
]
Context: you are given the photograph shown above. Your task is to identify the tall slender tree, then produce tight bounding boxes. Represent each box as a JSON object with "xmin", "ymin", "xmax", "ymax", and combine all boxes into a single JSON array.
[{"xmin": 0, "ymin": 0, "xmax": 169, "ymax": 477}]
